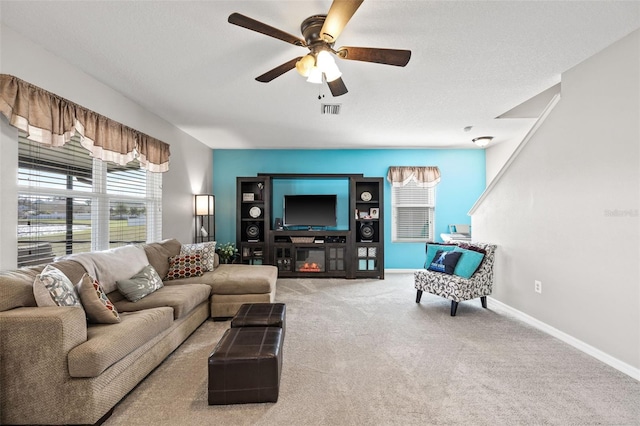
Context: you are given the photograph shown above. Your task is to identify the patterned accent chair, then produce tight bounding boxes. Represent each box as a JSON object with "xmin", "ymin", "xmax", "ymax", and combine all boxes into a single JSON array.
[{"xmin": 414, "ymin": 241, "xmax": 497, "ymax": 316}]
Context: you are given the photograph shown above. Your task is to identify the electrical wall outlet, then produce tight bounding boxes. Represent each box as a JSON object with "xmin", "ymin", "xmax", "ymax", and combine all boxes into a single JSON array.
[{"xmin": 534, "ymin": 280, "xmax": 542, "ymax": 294}]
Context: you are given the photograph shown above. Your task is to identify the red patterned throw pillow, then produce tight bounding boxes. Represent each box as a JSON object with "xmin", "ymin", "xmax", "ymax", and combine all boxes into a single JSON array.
[
  {"xmin": 165, "ymin": 254, "xmax": 204, "ymax": 280},
  {"xmin": 77, "ymin": 273, "xmax": 121, "ymax": 324}
]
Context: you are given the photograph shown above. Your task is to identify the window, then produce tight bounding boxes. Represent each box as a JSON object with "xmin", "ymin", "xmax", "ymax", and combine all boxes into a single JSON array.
[
  {"xmin": 391, "ymin": 179, "xmax": 435, "ymax": 242},
  {"xmin": 17, "ymin": 132, "xmax": 162, "ymax": 266}
]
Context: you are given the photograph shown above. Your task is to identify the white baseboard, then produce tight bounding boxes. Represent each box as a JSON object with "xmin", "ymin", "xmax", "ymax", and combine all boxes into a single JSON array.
[
  {"xmin": 488, "ymin": 297, "xmax": 640, "ymax": 381},
  {"xmin": 384, "ymin": 268, "xmax": 417, "ymax": 274}
]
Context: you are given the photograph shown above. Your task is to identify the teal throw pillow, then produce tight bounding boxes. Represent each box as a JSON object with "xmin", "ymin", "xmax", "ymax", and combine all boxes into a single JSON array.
[
  {"xmin": 424, "ymin": 244, "xmax": 456, "ymax": 268},
  {"xmin": 452, "ymin": 247, "xmax": 485, "ymax": 279}
]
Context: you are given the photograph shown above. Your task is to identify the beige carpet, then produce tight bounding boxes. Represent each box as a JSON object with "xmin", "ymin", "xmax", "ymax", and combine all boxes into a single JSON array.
[{"xmin": 104, "ymin": 274, "xmax": 640, "ymax": 426}]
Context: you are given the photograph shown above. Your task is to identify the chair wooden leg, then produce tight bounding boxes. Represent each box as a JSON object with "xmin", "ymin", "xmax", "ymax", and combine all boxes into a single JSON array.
[
  {"xmin": 481, "ymin": 296, "xmax": 487, "ymax": 309},
  {"xmin": 450, "ymin": 301, "xmax": 458, "ymax": 316},
  {"xmin": 416, "ymin": 290, "xmax": 423, "ymax": 303}
]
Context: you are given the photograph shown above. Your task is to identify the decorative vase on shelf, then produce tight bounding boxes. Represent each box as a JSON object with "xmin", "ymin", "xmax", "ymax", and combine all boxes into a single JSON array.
[{"xmin": 256, "ymin": 183, "xmax": 264, "ymax": 201}]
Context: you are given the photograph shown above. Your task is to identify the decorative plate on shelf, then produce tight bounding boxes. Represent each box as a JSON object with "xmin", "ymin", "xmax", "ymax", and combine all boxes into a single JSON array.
[
  {"xmin": 360, "ymin": 191, "xmax": 372, "ymax": 201},
  {"xmin": 249, "ymin": 206, "xmax": 262, "ymax": 218}
]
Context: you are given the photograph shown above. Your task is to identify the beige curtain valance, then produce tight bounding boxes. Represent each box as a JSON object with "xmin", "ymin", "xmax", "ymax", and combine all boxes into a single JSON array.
[
  {"xmin": 0, "ymin": 74, "xmax": 170, "ymax": 172},
  {"xmin": 387, "ymin": 166, "xmax": 441, "ymax": 188}
]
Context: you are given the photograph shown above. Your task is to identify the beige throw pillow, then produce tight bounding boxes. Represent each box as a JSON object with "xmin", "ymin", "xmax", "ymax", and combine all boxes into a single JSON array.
[
  {"xmin": 180, "ymin": 241, "xmax": 217, "ymax": 271},
  {"xmin": 33, "ymin": 264, "xmax": 81, "ymax": 307},
  {"xmin": 116, "ymin": 264, "xmax": 164, "ymax": 302}
]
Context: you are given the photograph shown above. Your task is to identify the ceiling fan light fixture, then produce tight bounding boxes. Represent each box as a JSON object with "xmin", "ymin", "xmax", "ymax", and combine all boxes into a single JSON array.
[
  {"xmin": 315, "ymin": 50, "xmax": 334, "ymax": 68},
  {"xmin": 296, "ymin": 54, "xmax": 315, "ymax": 77},
  {"xmin": 472, "ymin": 136, "xmax": 493, "ymax": 148},
  {"xmin": 314, "ymin": 50, "xmax": 341, "ymax": 82},
  {"xmin": 323, "ymin": 63, "xmax": 342, "ymax": 82},
  {"xmin": 307, "ymin": 66, "xmax": 323, "ymax": 84}
]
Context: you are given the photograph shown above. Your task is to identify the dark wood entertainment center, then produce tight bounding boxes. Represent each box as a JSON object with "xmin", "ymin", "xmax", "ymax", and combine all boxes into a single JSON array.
[{"xmin": 236, "ymin": 173, "xmax": 384, "ymax": 279}]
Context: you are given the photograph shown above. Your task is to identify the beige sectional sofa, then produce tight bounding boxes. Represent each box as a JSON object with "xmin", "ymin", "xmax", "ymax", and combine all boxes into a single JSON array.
[{"xmin": 0, "ymin": 238, "xmax": 277, "ymax": 425}]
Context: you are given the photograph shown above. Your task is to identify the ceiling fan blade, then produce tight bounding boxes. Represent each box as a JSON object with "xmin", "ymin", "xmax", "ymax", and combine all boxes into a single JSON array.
[
  {"xmin": 256, "ymin": 57, "xmax": 303, "ymax": 83},
  {"xmin": 229, "ymin": 13, "xmax": 306, "ymax": 47},
  {"xmin": 337, "ymin": 46, "xmax": 411, "ymax": 67},
  {"xmin": 320, "ymin": 0, "xmax": 364, "ymax": 43},
  {"xmin": 327, "ymin": 77, "xmax": 348, "ymax": 97}
]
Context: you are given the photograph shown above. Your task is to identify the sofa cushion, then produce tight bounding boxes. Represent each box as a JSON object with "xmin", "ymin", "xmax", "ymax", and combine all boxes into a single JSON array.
[
  {"xmin": 143, "ymin": 238, "xmax": 182, "ymax": 279},
  {"xmin": 67, "ymin": 307, "xmax": 173, "ymax": 378},
  {"xmin": 427, "ymin": 250, "xmax": 462, "ymax": 275},
  {"xmin": 113, "ymin": 283, "xmax": 211, "ymax": 320},
  {"xmin": 116, "ymin": 265, "xmax": 164, "ymax": 302},
  {"xmin": 77, "ymin": 273, "xmax": 121, "ymax": 324},
  {"xmin": 164, "ymin": 266, "xmax": 276, "ymax": 294},
  {"xmin": 33, "ymin": 265, "xmax": 81, "ymax": 307},
  {"xmin": 452, "ymin": 247, "xmax": 485, "ymax": 279},
  {"xmin": 0, "ymin": 267, "xmax": 42, "ymax": 311},
  {"xmin": 180, "ymin": 241, "xmax": 217, "ymax": 271},
  {"xmin": 50, "ymin": 259, "xmax": 90, "ymax": 289},
  {"xmin": 207, "ymin": 264, "xmax": 277, "ymax": 295},
  {"xmin": 165, "ymin": 254, "xmax": 204, "ymax": 280},
  {"xmin": 0, "ymin": 260, "xmax": 86, "ymax": 312}
]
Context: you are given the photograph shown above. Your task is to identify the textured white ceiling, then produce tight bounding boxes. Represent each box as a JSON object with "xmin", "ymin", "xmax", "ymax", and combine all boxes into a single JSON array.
[{"xmin": 1, "ymin": 1, "xmax": 638, "ymax": 149}]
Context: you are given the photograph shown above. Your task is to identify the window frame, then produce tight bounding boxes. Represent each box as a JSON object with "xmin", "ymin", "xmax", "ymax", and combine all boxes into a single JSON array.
[
  {"xmin": 17, "ymin": 133, "xmax": 162, "ymax": 265},
  {"xmin": 391, "ymin": 180, "xmax": 436, "ymax": 242}
]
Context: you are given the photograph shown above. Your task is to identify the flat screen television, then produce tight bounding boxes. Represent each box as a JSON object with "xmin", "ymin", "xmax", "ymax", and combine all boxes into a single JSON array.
[{"xmin": 283, "ymin": 194, "xmax": 337, "ymax": 228}]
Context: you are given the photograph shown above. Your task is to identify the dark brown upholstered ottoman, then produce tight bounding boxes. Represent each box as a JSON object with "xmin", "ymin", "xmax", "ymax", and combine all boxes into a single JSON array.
[
  {"xmin": 208, "ymin": 326, "xmax": 283, "ymax": 405},
  {"xmin": 231, "ymin": 303, "xmax": 286, "ymax": 337}
]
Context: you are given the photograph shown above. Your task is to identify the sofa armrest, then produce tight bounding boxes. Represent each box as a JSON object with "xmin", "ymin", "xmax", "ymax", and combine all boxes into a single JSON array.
[{"xmin": 0, "ymin": 307, "xmax": 87, "ymax": 424}]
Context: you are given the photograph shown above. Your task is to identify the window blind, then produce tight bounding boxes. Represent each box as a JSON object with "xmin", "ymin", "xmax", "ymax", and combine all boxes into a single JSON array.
[
  {"xmin": 17, "ymin": 132, "xmax": 162, "ymax": 266},
  {"xmin": 391, "ymin": 179, "xmax": 435, "ymax": 242}
]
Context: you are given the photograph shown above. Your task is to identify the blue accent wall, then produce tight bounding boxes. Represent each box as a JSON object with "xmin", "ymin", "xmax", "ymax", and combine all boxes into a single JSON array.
[{"xmin": 212, "ymin": 149, "xmax": 485, "ymax": 268}]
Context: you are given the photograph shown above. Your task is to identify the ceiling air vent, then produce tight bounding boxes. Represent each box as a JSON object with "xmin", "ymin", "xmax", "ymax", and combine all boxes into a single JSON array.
[{"xmin": 321, "ymin": 104, "xmax": 341, "ymax": 115}]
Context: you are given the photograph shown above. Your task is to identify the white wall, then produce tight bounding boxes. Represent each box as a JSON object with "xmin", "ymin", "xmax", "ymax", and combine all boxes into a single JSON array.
[
  {"xmin": 0, "ymin": 25, "xmax": 213, "ymax": 269},
  {"xmin": 485, "ymin": 137, "xmax": 521, "ymax": 185},
  {"xmin": 0, "ymin": 121, "xmax": 18, "ymax": 269},
  {"xmin": 472, "ymin": 30, "xmax": 640, "ymax": 370}
]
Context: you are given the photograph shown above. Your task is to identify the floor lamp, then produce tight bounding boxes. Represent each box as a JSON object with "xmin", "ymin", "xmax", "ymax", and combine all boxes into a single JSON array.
[{"xmin": 194, "ymin": 194, "xmax": 215, "ymax": 243}]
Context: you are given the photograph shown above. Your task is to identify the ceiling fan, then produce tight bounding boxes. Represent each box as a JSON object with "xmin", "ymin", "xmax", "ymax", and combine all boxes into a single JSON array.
[{"xmin": 228, "ymin": 0, "xmax": 411, "ymax": 97}]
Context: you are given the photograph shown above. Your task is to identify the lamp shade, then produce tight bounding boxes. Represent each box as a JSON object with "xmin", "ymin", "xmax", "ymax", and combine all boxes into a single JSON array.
[
  {"xmin": 295, "ymin": 54, "xmax": 315, "ymax": 77},
  {"xmin": 316, "ymin": 50, "xmax": 342, "ymax": 82},
  {"xmin": 195, "ymin": 194, "xmax": 214, "ymax": 216},
  {"xmin": 323, "ymin": 61, "xmax": 342, "ymax": 82},
  {"xmin": 315, "ymin": 50, "xmax": 334, "ymax": 69},
  {"xmin": 307, "ymin": 67, "xmax": 323, "ymax": 84}
]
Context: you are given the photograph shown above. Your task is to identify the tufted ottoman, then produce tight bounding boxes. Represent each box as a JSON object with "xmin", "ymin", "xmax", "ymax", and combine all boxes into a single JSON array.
[
  {"xmin": 208, "ymin": 326, "xmax": 283, "ymax": 405},
  {"xmin": 231, "ymin": 303, "xmax": 286, "ymax": 337}
]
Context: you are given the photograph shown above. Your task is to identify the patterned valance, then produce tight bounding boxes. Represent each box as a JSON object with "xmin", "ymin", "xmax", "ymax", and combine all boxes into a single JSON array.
[
  {"xmin": 386, "ymin": 166, "xmax": 441, "ymax": 188},
  {"xmin": 0, "ymin": 74, "xmax": 170, "ymax": 172}
]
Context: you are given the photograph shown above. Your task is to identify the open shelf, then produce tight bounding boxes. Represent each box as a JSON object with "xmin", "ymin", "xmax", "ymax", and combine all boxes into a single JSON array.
[{"xmin": 237, "ymin": 174, "xmax": 383, "ymax": 279}]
